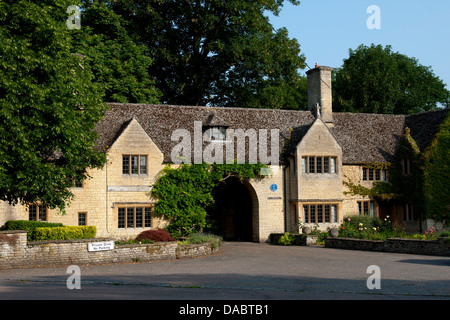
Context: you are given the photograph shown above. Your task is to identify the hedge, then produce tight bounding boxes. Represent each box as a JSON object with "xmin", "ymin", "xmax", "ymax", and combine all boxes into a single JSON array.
[
  {"xmin": 2, "ymin": 220, "xmax": 64, "ymax": 240},
  {"xmin": 32, "ymin": 226, "xmax": 97, "ymax": 241}
]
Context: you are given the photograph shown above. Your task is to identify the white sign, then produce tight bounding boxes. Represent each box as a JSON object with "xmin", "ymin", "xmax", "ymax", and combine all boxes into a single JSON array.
[{"xmin": 88, "ymin": 241, "xmax": 115, "ymax": 252}]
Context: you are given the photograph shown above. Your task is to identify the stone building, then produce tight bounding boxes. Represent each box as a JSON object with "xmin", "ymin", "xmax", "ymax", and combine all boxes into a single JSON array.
[{"xmin": 0, "ymin": 66, "xmax": 448, "ymax": 242}]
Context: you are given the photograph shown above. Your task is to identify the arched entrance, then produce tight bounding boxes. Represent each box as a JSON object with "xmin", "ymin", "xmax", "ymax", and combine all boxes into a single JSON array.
[{"xmin": 207, "ymin": 177, "xmax": 255, "ymax": 241}]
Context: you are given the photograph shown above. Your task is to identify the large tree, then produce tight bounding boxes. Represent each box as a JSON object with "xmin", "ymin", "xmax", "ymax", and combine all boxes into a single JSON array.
[
  {"xmin": 333, "ymin": 44, "xmax": 449, "ymax": 115},
  {"xmin": 106, "ymin": 0, "xmax": 307, "ymax": 109},
  {"xmin": 71, "ymin": 2, "xmax": 161, "ymax": 104},
  {"xmin": 0, "ymin": 0, "xmax": 107, "ymax": 211}
]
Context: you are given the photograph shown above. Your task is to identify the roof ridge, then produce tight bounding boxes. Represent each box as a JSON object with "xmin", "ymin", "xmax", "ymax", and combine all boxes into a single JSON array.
[{"xmin": 106, "ymin": 102, "xmax": 313, "ymax": 114}]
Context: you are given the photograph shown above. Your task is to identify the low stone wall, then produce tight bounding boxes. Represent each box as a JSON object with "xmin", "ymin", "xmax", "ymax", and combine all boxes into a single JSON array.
[
  {"xmin": 0, "ymin": 230, "xmax": 220, "ymax": 269},
  {"xmin": 269, "ymin": 233, "xmax": 318, "ymax": 246},
  {"xmin": 325, "ymin": 237, "xmax": 450, "ymax": 257}
]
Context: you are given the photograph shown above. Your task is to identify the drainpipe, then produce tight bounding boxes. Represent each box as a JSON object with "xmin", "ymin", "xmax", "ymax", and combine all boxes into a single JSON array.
[
  {"xmin": 283, "ymin": 165, "xmax": 288, "ymax": 233},
  {"xmin": 106, "ymin": 157, "xmax": 109, "ymax": 234}
]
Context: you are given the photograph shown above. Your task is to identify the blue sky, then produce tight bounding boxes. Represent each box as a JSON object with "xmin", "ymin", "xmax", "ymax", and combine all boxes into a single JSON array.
[{"xmin": 267, "ymin": 0, "xmax": 450, "ymax": 88}]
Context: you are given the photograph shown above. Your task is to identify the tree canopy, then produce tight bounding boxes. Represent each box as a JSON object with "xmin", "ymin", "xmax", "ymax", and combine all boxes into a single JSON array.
[
  {"xmin": 0, "ymin": 0, "xmax": 107, "ymax": 211},
  {"xmin": 71, "ymin": 2, "xmax": 161, "ymax": 104},
  {"xmin": 333, "ymin": 44, "xmax": 449, "ymax": 115},
  {"xmin": 105, "ymin": 0, "xmax": 307, "ymax": 109}
]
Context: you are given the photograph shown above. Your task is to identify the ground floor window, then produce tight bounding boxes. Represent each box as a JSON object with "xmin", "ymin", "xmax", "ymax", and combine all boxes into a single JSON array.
[
  {"xmin": 78, "ymin": 212, "xmax": 87, "ymax": 226},
  {"xmin": 404, "ymin": 203, "xmax": 415, "ymax": 221},
  {"xmin": 358, "ymin": 200, "xmax": 375, "ymax": 217},
  {"xmin": 303, "ymin": 204, "xmax": 338, "ymax": 224},
  {"xmin": 28, "ymin": 204, "xmax": 47, "ymax": 222},
  {"xmin": 118, "ymin": 206, "xmax": 153, "ymax": 229}
]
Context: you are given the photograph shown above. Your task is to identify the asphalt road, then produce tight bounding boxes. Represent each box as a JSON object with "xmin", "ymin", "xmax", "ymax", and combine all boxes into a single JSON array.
[{"xmin": 0, "ymin": 242, "xmax": 449, "ymax": 302}]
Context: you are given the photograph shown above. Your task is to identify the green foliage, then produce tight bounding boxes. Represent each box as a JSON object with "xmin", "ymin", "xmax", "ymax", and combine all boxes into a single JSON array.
[
  {"xmin": 152, "ymin": 162, "xmax": 267, "ymax": 238},
  {"xmin": 339, "ymin": 215, "xmax": 405, "ymax": 241},
  {"xmin": 0, "ymin": 0, "xmax": 107, "ymax": 212},
  {"xmin": 107, "ymin": 0, "xmax": 306, "ymax": 108},
  {"xmin": 338, "ymin": 215, "xmax": 440, "ymax": 240},
  {"xmin": 422, "ymin": 113, "xmax": 450, "ymax": 222},
  {"xmin": 32, "ymin": 226, "xmax": 96, "ymax": 241},
  {"xmin": 333, "ymin": 44, "xmax": 449, "ymax": 114},
  {"xmin": 344, "ymin": 118, "xmax": 450, "ymax": 223},
  {"xmin": 388, "ymin": 128, "xmax": 426, "ymax": 215},
  {"xmin": 438, "ymin": 230, "xmax": 450, "ymax": 238},
  {"xmin": 278, "ymin": 232, "xmax": 295, "ymax": 246},
  {"xmin": 2, "ymin": 220, "xmax": 63, "ymax": 241},
  {"xmin": 115, "ymin": 237, "xmax": 154, "ymax": 245},
  {"xmin": 183, "ymin": 233, "xmax": 223, "ymax": 249},
  {"xmin": 71, "ymin": 2, "xmax": 161, "ymax": 104},
  {"xmin": 344, "ymin": 180, "xmax": 397, "ymax": 201}
]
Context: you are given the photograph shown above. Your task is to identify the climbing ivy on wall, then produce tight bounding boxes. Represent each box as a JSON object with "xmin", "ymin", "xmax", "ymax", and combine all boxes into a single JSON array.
[
  {"xmin": 151, "ymin": 162, "xmax": 268, "ymax": 238},
  {"xmin": 344, "ymin": 115, "xmax": 450, "ymax": 224},
  {"xmin": 387, "ymin": 128, "xmax": 425, "ymax": 217},
  {"xmin": 422, "ymin": 114, "xmax": 450, "ymax": 223}
]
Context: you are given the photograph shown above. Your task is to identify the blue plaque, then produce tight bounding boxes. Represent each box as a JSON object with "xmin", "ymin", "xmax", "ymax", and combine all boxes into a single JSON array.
[{"xmin": 270, "ymin": 184, "xmax": 278, "ymax": 192}]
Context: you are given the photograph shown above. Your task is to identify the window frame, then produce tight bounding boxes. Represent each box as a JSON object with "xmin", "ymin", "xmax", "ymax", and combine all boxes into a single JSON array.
[
  {"xmin": 28, "ymin": 204, "xmax": 47, "ymax": 222},
  {"xmin": 362, "ymin": 167, "xmax": 388, "ymax": 182},
  {"xmin": 302, "ymin": 156, "xmax": 338, "ymax": 175},
  {"xmin": 117, "ymin": 205, "xmax": 153, "ymax": 229},
  {"xmin": 208, "ymin": 126, "xmax": 227, "ymax": 142},
  {"xmin": 358, "ymin": 200, "xmax": 375, "ymax": 217},
  {"xmin": 302, "ymin": 203, "xmax": 339, "ymax": 224},
  {"xmin": 122, "ymin": 155, "xmax": 148, "ymax": 175},
  {"xmin": 78, "ymin": 212, "xmax": 87, "ymax": 226}
]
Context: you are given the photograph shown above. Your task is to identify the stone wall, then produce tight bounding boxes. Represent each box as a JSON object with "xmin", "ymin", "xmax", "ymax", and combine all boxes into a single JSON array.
[
  {"xmin": 0, "ymin": 231, "xmax": 220, "ymax": 269},
  {"xmin": 325, "ymin": 237, "xmax": 450, "ymax": 257},
  {"xmin": 269, "ymin": 233, "xmax": 318, "ymax": 246}
]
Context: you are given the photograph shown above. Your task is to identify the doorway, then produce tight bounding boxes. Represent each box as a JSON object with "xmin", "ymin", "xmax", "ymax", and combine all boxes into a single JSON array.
[{"xmin": 207, "ymin": 177, "xmax": 254, "ymax": 241}]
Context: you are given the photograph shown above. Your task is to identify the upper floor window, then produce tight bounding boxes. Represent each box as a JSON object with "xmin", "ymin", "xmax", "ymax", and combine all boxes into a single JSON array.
[
  {"xmin": 302, "ymin": 156, "xmax": 337, "ymax": 174},
  {"xmin": 122, "ymin": 155, "xmax": 147, "ymax": 175},
  {"xmin": 362, "ymin": 168, "xmax": 387, "ymax": 181},
  {"xmin": 208, "ymin": 126, "xmax": 227, "ymax": 142},
  {"xmin": 401, "ymin": 159, "xmax": 411, "ymax": 176}
]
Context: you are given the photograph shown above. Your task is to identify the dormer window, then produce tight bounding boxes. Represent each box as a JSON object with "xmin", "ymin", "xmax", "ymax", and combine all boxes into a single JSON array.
[
  {"xmin": 203, "ymin": 113, "xmax": 229, "ymax": 142},
  {"xmin": 209, "ymin": 126, "xmax": 227, "ymax": 142}
]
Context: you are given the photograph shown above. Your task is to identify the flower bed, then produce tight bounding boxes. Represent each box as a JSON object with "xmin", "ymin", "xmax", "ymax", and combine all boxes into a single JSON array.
[
  {"xmin": 338, "ymin": 215, "xmax": 445, "ymax": 241},
  {"xmin": 324, "ymin": 215, "xmax": 450, "ymax": 256}
]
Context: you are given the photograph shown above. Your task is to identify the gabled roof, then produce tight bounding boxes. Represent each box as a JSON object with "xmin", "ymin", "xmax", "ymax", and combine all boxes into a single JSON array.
[
  {"xmin": 405, "ymin": 108, "xmax": 449, "ymax": 152},
  {"xmin": 95, "ymin": 103, "xmax": 448, "ymax": 165},
  {"xmin": 330, "ymin": 113, "xmax": 406, "ymax": 164}
]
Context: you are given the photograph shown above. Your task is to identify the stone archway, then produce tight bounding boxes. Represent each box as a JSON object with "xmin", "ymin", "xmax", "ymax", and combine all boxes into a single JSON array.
[{"xmin": 208, "ymin": 177, "xmax": 256, "ymax": 242}]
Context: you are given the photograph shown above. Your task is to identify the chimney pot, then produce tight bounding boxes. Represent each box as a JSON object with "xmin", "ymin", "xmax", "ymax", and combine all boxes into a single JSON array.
[{"xmin": 306, "ymin": 66, "xmax": 333, "ymax": 124}]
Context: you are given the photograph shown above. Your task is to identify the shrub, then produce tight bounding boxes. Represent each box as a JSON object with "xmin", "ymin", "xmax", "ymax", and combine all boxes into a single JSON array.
[
  {"xmin": 184, "ymin": 233, "xmax": 222, "ymax": 249},
  {"xmin": 2, "ymin": 220, "xmax": 64, "ymax": 240},
  {"xmin": 438, "ymin": 230, "xmax": 450, "ymax": 238},
  {"xmin": 135, "ymin": 229, "xmax": 176, "ymax": 242},
  {"xmin": 278, "ymin": 232, "xmax": 295, "ymax": 246},
  {"xmin": 32, "ymin": 226, "xmax": 96, "ymax": 241}
]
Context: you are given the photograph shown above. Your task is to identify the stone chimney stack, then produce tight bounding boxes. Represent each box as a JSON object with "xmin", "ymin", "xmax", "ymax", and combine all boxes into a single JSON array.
[{"xmin": 306, "ymin": 65, "xmax": 334, "ymax": 124}]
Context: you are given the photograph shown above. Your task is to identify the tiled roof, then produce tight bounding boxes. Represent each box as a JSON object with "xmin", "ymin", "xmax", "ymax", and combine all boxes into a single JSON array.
[{"xmin": 95, "ymin": 103, "xmax": 448, "ymax": 165}]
